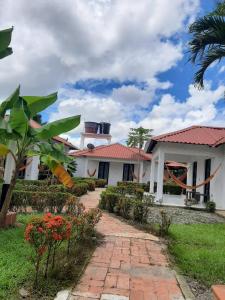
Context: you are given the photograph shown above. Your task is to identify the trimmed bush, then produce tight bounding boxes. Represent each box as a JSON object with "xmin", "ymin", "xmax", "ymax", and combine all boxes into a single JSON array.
[
  {"xmin": 163, "ymin": 184, "xmax": 183, "ymax": 195},
  {"xmin": 99, "ymin": 191, "xmax": 120, "ymax": 212},
  {"xmin": 11, "ymin": 190, "xmax": 70, "ymax": 213},
  {"xmin": 78, "ymin": 179, "xmax": 95, "ymax": 191},
  {"xmin": 16, "ymin": 179, "xmax": 48, "ymax": 186},
  {"xmin": 94, "ymin": 179, "xmax": 107, "ymax": 188},
  {"xmin": 72, "ymin": 182, "xmax": 88, "ymax": 196},
  {"xmin": 117, "ymin": 181, "xmax": 149, "ymax": 192},
  {"xmin": 99, "ymin": 191, "xmax": 107, "ymax": 209},
  {"xmin": 116, "ymin": 197, "xmax": 132, "ymax": 219}
]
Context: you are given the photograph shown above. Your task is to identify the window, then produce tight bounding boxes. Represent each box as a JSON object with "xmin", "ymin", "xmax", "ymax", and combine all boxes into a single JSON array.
[
  {"xmin": 98, "ymin": 162, "xmax": 110, "ymax": 183},
  {"xmin": 123, "ymin": 164, "xmax": 134, "ymax": 181}
]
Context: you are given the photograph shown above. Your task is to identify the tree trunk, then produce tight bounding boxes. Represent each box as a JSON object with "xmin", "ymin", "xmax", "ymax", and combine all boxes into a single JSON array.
[{"xmin": 0, "ymin": 165, "xmax": 19, "ymax": 226}]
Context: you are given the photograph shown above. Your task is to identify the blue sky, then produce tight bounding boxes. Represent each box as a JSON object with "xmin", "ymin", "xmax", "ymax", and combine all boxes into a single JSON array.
[{"xmin": 1, "ymin": 0, "xmax": 225, "ymax": 146}]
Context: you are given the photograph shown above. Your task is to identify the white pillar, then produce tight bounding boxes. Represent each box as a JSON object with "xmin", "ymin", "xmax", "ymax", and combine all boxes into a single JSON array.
[
  {"xmin": 150, "ymin": 158, "xmax": 156, "ymax": 193},
  {"xmin": 139, "ymin": 161, "xmax": 143, "ymax": 183},
  {"xmin": 80, "ymin": 134, "xmax": 85, "ymax": 150},
  {"xmin": 3, "ymin": 141, "xmax": 16, "ymax": 184},
  {"xmin": 186, "ymin": 163, "xmax": 193, "ymax": 186},
  {"xmin": 196, "ymin": 159, "xmax": 204, "ymax": 194},
  {"xmin": 156, "ymin": 150, "xmax": 165, "ymax": 201},
  {"xmin": 84, "ymin": 158, "xmax": 88, "ymax": 177},
  {"xmin": 25, "ymin": 156, "xmax": 40, "ymax": 180}
]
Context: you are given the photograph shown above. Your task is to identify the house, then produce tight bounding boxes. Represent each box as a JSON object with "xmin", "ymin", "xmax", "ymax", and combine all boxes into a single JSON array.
[
  {"xmin": 17, "ymin": 120, "xmax": 78, "ymax": 180},
  {"xmin": 146, "ymin": 125, "xmax": 225, "ymax": 210},
  {"xmin": 70, "ymin": 143, "xmax": 152, "ymax": 185}
]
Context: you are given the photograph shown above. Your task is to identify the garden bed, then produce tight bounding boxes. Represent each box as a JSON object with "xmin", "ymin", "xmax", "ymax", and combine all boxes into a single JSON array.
[{"xmin": 0, "ymin": 213, "xmax": 101, "ymax": 299}]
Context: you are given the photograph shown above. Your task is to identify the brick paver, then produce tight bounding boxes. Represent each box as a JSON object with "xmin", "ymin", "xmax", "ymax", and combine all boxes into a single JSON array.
[{"xmin": 69, "ymin": 189, "xmax": 184, "ymax": 300}]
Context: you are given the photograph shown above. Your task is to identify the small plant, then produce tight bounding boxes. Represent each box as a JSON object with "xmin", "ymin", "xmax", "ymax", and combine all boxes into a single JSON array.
[
  {"xmin": 132, "ymin": 200, "xmax": 148, "ymax": 223},
  {"xmin": 206, "ymin": 201, "xmax": 216, "ymax": 213},
  {"xmin": 159, "ymin": 209, "xmax": 171, "ymax": 236},
  {"xmin": 104, "ymin": 192, "xmax": 120, "ymax": 213},
  {"xmin": 25, "ymin": 213, "xmax": 71, "ymax": 286},
  {"xmin": 116, "ymin": 197, "xmax": 132, "ymax": 219},
  {"xmin": 143, "ymin": 193, "xmax": 155, "ymax": 206}
]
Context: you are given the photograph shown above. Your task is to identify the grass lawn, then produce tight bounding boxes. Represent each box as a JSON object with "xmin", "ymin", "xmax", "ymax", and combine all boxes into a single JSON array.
[
  {"xmin": 169, "ymin": 223, "xmax": 225, "ymax": 287},
  {"xmin": 0, "ymin": 213, "xmax": 99, "ymax": 299}
]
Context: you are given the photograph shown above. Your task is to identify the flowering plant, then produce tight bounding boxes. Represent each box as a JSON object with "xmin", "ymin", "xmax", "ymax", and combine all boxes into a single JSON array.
[{"xmin": 25, "ymin": 213, "xmax": 72, "ymax": 284}]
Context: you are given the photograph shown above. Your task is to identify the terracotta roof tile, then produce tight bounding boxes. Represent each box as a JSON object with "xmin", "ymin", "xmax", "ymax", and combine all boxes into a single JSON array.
[
  {"xmin": 70, "ymin": 143, "xmax": 151, "ymax": 161},
  {"xmin": 148, "ymin": 125, "xmax": 225, "ymax": 152}
]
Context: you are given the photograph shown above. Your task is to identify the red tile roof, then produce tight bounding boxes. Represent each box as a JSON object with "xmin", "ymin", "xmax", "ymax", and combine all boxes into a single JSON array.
[
  {"xmin": 70, "ymin": 143, "xmax": 152, "ymax": 161},
  {"xmin": 29, "ymin": 119, "xmax": 78, "ymax": 149},
  {"xmin": 147, "ymin": 125, "xmax": 225, "ymax": 152}
]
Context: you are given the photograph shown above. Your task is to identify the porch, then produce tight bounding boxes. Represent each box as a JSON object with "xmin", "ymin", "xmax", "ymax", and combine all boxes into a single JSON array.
[{"xmin": 149, "ymin": 142, "xmax": 224, "ymax": 208}]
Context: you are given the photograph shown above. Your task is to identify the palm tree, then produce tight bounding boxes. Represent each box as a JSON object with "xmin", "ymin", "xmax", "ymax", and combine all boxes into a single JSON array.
[
  {"xmin": 189, "ymin": 1, "xmax": 225, "ymax": 88},
  {"xmin": 127, "ymin": 127, "xmax": 153, "ymax": 183}
]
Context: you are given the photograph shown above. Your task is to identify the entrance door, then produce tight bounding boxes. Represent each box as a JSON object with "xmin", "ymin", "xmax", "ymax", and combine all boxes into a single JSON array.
[
  {"xmin": 98, "ymin": 162, "xmax": 110, "ymax": 183},
  {"xmin": 123, "ymin": 164, "xmax": 134, "ymax": 181},
  {"xmin": 204, "ymin": 159, "xmax": 211, "ymax": 202}
]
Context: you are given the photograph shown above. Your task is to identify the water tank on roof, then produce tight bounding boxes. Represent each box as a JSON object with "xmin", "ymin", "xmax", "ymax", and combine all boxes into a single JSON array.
[
  {"xmin": 84, "ymin": 122, "xmax": 99, "ymax": 134},
  {"xmin": 99, "ymin": 122, "xmax": 111, "ymax": 134}
]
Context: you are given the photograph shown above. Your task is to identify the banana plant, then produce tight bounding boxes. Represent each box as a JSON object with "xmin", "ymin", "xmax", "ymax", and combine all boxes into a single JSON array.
[
  {"xmin": 0, "ymin": 27, "xmax": 13, "ymax": 59},
  {"xmin": 0, "ymin": 86, "xmax": 80, "ymax": 225}
]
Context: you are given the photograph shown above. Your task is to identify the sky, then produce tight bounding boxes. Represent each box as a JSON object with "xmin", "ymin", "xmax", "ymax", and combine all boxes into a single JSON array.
[{"xmin": 0, "ymin": 0, "xmax": 225, "ymax": 148}]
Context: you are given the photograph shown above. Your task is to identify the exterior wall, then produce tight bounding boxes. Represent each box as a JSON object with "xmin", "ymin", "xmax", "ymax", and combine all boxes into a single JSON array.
[{"xmin": 73, "ymin": 157, "xmax": 151, "ymax": 185}]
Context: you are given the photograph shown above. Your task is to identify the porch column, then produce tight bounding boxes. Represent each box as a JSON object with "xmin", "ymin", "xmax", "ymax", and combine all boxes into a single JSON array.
[
  {"xmin": 25, "ymin": 156, "xmax": 40, "ymax": 180},
  {"xmin": 150, "ymin": 158, "xmax": 156, "ymax": 193},
  {"xmin": 84, "ymin": 157, "xmax": 88, "ymax": 177},
  {"xmin": 139, "ymin": 161, "xmax": 144, "ymax": 183},
  {"xmin": 3, "ymin": 141, "xmax": 16, "ymax": 184},
  {"xmin": 156, "ymin": 150, "xmax": 165, "ymax": 201},
  {"xmin": 186, "ymin": 163, "xmax": 193, "ymax": 186}
]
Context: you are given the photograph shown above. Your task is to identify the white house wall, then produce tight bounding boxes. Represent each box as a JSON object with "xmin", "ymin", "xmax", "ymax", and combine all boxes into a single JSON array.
[{"xmin": 73, "ymin": 157, "xmax": 151, "ymax": 185}]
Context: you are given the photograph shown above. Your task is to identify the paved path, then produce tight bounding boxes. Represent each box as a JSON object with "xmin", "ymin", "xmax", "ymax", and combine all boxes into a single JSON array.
[{"xmin": 69, "ymin": 189, "xmax": 184, "ymax": 300}]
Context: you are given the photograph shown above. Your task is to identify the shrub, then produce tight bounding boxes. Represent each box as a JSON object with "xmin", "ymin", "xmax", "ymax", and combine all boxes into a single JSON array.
[
  {"xmin": 206, "ymin": 201, "xmax": 216, "ymax": 213},
  {"xmin": 163, "ymin": 184, "xmax": 183, "ymax": 195},
  {"xmin": 82, "ymin": 179, "xmax": 95, "ymax": 191},
  {"xmin": 16, "ymin": 179, "xmax": 48, "ymax": 186},
  {"xmin": 105, "ymin": 192, "xmax": 120, "ymax": 212},
  {"xmin": 116, "ymin": 197, "xmax": 132, "ymax": 219},
  {"xmin": 159, "ymin": 209, "xmax": 171, "ymax": 236},
  {"xmin": 99, "ymin": 191, "xmax": 107, "ymax": 209},
  {"xmin": 94, "ymin": 179, "xmax": 107, "ymax": 188},
  {"xmin": 135, "ymin": 188, "xmax": 144, "ymax": 199},
  {"xmin": 117, "ymin": 181, "xmax": 149, "ymax": 192},
  {"xmin": 132, "ymin": 200, "xmax": 148, "ymax": 223},
  {"xmin": 25, "ymin": 213, "xmax": 71, "ymax": 286},
  {"xmin": 72, "ymin": 182, "xmax": 88, "ymax": 196},
  {"xmin": 11, "ymin": 190, "xmax": 70, "ymax": 213}
]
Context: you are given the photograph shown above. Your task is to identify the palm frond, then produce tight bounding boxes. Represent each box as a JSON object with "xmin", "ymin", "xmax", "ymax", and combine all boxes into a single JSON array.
[{"xmin": 194, "ymin": 47, "xmax": 225, "ymax": 88}]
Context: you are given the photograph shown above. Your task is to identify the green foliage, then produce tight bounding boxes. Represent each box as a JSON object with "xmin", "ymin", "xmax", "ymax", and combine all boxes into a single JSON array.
[
  {"xmin": 11, "ymin": 190, "xmax": 70, "ymax": 213},
  {"xmin": 206, "ymin": 201, "xmax": 216, "ymax": 213},
  {"xmin": 117, "ymin": 181, "xmax": 149, "ymax": 192},
  {"xmin": 169, "ymin": 223, "xmax": 225, "ymax": 286},
  {"xmin": 132, "ymin": 200, "xmax": 148, "ymax": 223},
  {"xmin": 159, "ymin": 209, "xmax": 171, "ymax": 236},
  {"xmin": 16, "ymin": 179, "xmax": 48, "ymax": 186},
  {"xmin": 126, "ymin": 127, "xmax": 152, "ymax": 149},
  {"xmin": 189, "ymin": 2, "xmax": 225, "ymax": 88},
  {"xmin": 116, "ymin": 197, "xmax": 133, "ymax": 219},
  {"xmin": 163, "ymin": 184, "xmax": 182, "ymax": 195},
  {"xmin": 105, "ymin": 192, "xmax": 120, "ymax": 213},
  {"xmin": 0, "ymin": 27, "xmax": 13, "ymax": 59},
  {"xmin": 94, "ymin": 178, "xmax": 107, "ymax": 187}
]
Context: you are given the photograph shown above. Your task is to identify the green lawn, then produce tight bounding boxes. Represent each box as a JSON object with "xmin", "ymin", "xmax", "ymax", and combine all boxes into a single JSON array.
[
  {"xmin": 169, "ymin": 223, "xmax": 225, "ymax": 287},
  {"xmin": 0, "ymin": 213, "xmax": 98, "ymax": 299},
  {"xmin": 0, "ymin": 214, "xmax": 34, "ymax": 299}
]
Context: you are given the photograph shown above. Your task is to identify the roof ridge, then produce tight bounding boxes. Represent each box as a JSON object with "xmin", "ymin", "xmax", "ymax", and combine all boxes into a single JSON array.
[{"xmin": 153, "ymin": 125, "xmax": 197, "ymax": 141}]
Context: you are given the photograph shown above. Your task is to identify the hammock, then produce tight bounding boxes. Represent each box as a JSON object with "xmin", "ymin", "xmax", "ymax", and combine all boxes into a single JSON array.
[
  {"xmin": 88, "ymin": 169, "xmax": 96, "ymax": 177},
  {"xmin": 131, "ymin": 170, "xmax": 147, "ymax": 180},
  {"xmin": 19, "ymin": 159, "xmax": 33, "ymax": 171},
  {"xmin": 165, "ymin": 163, "xmax": 222, "ymax": 190},
  {"xmin": 164, "ymin": 169, "xmax": 187, "ymax": 183}
]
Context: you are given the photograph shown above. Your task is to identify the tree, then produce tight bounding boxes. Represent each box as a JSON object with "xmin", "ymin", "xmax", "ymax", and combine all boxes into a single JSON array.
[
  {"xmin": 189, "ymin": 1, "xmax": 225, "ymax": 88},
  {"xmin": 126, "ymin": 127, "xmax": 153, "ymax": 183},
  {"xmin": 0, "ymin": 87, "xmax": 80, "ymax": 225}
]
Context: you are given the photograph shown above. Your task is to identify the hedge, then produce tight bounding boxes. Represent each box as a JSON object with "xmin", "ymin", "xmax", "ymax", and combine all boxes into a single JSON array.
[
  {"xmin": 16, "ymin": 179, "xmax": 48, "ymax": 186},
  {"xmin": 117, "ymin": 181, "xmax": 149, "ymax": 192},
  {"xmin": 10, "ymin": 190, "xmax": 71, "ymax": 213}
]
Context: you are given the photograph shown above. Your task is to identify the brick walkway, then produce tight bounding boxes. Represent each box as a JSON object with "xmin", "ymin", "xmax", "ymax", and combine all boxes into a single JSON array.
[{"xmin": 69, "ymin": 189, "xmax": 184, "ymax": 300}]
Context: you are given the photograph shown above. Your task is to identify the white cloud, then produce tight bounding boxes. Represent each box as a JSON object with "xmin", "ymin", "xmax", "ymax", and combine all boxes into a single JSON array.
[
  {"xmin": 49, "ymin": 82, "xmax": 225, "ymax": 148},
  {"xmin": 0, "ymin": 0, "xmax": 199, "ymax": 98}
]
